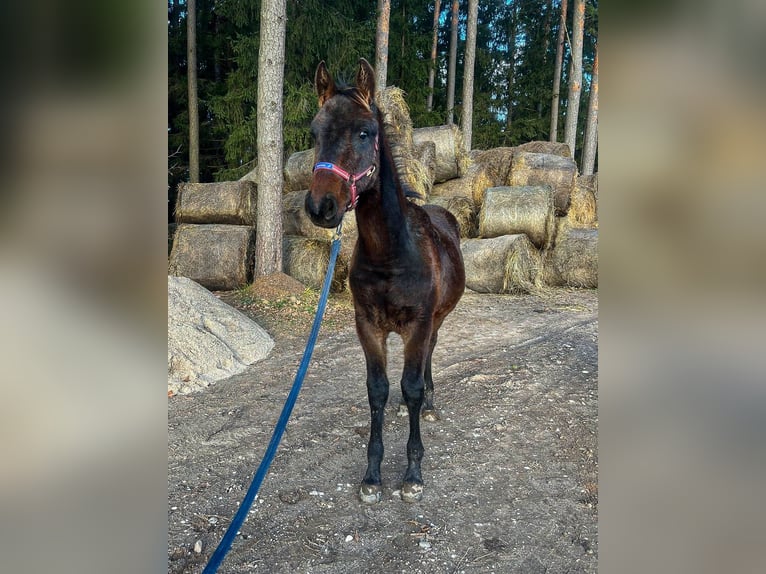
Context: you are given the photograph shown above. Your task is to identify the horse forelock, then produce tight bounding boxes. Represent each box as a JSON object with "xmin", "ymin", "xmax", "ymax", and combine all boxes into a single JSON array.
[{"xmin": 329, "ymin": 83, "xmax": 371, "ymax": 113}]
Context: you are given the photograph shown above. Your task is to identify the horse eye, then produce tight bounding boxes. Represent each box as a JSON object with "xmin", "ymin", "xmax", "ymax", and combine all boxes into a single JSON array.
[{"xmin": 359, "ymin": 130, "xmax": 368, "ymax": 140}]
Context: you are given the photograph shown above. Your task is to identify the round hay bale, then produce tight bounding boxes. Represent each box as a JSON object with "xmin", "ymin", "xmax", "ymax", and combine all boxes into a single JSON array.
[
  {"xmin": 413, "ymin": 125, "xmax": 471, "ymax": 183},
  {"xmin": 175, "ymin": 181, "xmax": 257, "ymax": 225},
  {"xmin": 377, "ymin": 87, "xmax": 431, "ymax": 203},
  {"xmin": 472, "ymin": 147, "xmax": 516, "ymax": 187},
  {"xmin": 578, "ymin": 173, "xmax": 598, "ymax": 199},
  {"xmin": 397, "ymin": 148, "xmax": 432, "ymax": 204},
  {"xmin": 543, "ymin": 227, "xmax": 598, "ymax": 288},
  {"xmin": 465, "ymin": 163, "xmax": 497, "ymax": 207},
  {"xmin": 283, "ymin": 190, "xmax": 334, "ymax": 240},
  {"xmin": 568, "ymin": 178, "xmax": 598, "ymax": 227},
  {"xmin": 377, "ymin": 86, "xmax": 414, "ymax": 150},
  {"xmin": 509, "ymin": 151, "xmax": 577, "ymax": 216},
  {"xmin": 414, "ymin": 141, "xmax": 436, "ymax": 185},
  {"xmin": 431, "ymin": 163, "xmax": 493, "ymax": 206},
  {"xmin": 284, "ymin": 149, "xmax": 316, "ymax": 193},
  {"xmin": 282, "ymin": 235, "xmax": 349, "ymax": 293},
  {"xmin": 461, "ymin": 235, "xmax": 543, "ymax": 294},
  {"xmin": 168, "ymin": 224, "xmax": 255, "ymax": 291},
  {"xmin": 467, "ymin": 149, "xmax": 483, "ymax": 162},
  {"xmin": 478, "ymin": 186, "xmax": 555, "ymax": 250},
  {"xmin": 427, "ymin": 195, "xmax": 477, "ymax": 238},
  {"xmin": 431, "ymin": 177, "xmax": 472, "ymax": 200},
  {"xmin": 516, "ymin": 140, "xmax": 572, "ymax": 158}
]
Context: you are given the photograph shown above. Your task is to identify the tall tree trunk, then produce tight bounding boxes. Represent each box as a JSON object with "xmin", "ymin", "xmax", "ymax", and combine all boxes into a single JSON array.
[
  {"xmin": 187, "ymin": 0, "xmax": 199, "ymax": 182},
  {"xmin": 538, "ymin": 0, "xmax": 553, "ymax": 118},
  {"xmin": 446, "ymin": 0, "xmax": 459, "ymax": 125},
  {"xmin": 563, "ymin": 0, "xmax": 584, "ymax": 159},
  {"xmin": 505, "ymin": 4, "xmax": 517, "ymax": 134},
  {"xmin": 375, "ymin": 0, "xmax": 391, "ymax": 95},
  {"xmin": 461, "ymin": 0, "xmax": 478, "ymax": 151},
  {"xmin": 550, "ymin": 0, "xmax": 567, "ymax": 142},
  {"xmin": 255, "ymin": 0, "xmax": 286, "ymax": 277},
  {"xmin": 581, "ymin": 43, "xmax": 598, "ymax": 175},
  {"xmin": 426, "ymin": 0, "xmax": 441, "ymax": 112}
]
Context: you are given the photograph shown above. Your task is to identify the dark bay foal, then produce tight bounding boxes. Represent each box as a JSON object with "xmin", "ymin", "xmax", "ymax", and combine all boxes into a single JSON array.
[{"xmin": 305, "ymin": 58, "xmax": 465, "ymax": 503}]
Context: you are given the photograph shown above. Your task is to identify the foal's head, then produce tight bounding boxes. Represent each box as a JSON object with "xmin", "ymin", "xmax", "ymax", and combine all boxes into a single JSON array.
[{"xmin": 305, "ymin": 58, "xmax": 380, "ymax": 229}]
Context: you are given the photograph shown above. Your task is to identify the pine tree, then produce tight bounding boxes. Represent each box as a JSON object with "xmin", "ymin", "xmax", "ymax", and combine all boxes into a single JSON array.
[
  {"xmin": 563, "ymin": 0, "xmax": 584, "ymax": 158},
  {"xmin": 255, "ymin": 0, "xmax": 286, "ymax": 277},
  {"xmin": 461, "ymin": 0, "xmax": 478, "ymax": 151},
  {"xmin": 446, "ymin": 0, "xmax": 459, "ymax": 125},
  {"xmin": 581, "ymin": 42, "xmax": 598, "ymax": 175},
  {"xmin": 187, "ymin": 0, "xmax": 199, "ymax": 182},
  {"xmin": 426, "ymin": 0, "xmax": 442, "ymax": 112},
  {"xmin": 375, "ymin": 0, "xmax": 391, "ymax": 95},
  {"xmin": 550, "ymin": 0, "xmax": 567, "ymax": 142}
]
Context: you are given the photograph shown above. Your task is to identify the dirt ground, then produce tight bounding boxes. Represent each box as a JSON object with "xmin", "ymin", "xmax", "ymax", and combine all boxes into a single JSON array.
[{"xmin": 168, "ymin": 277, "xmax": 598, "ymax": 573}]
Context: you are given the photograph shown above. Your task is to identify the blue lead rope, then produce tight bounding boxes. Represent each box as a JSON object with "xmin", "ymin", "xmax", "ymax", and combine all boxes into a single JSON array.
[{"xmin": 202, "ymin": 224, "xmax": 343, "ymax": 574}]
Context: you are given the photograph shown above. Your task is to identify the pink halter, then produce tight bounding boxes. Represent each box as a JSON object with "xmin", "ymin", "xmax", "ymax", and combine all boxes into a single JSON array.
[{"xmin": 312, "ymin": 135, "xmax": 379, "ymax": 210}]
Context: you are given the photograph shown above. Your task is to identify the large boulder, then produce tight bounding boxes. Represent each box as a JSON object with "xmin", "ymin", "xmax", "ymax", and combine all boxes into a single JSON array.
[{"xmin": 168, "ymin": 276, "xmax": 274, "ymax": 395}]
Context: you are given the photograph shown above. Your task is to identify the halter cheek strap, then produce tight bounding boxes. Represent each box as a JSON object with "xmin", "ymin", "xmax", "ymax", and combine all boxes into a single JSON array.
[{"xmin": 312, "ymin": 135, "xmax": 379, "ymax": 210}]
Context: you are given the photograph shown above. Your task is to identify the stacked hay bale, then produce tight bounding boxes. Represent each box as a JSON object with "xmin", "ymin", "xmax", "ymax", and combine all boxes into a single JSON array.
[
  {"xmin": 461, "ymin": 235, "xmax": 543, "ymax": 295},
  {"xmin": 542, "ymin": 173, "xmax": 598, "ymax": 288},
  {"xmin": 169, "ymin": 68, "xmax": 597, "ymax": 295},
  {"xmin": 543, "ymin": 225, "xmax": 598, "ymax": 288},
  {"xmin": 282, "ymin": 235, "xmax": 350, "ymax": 293},
  {"xmin": 515, "ymin": 141, "xmax": 572, "ymax": 157},
  {"xmin": 174, "ymin": 180, "xmax": 257, "ymax": 225},
  {"xmin": 169, "ymin": 181, "xmax": 257, "ymax": 290},
  {"xmin": 508, "ymin": 151, "xmax": 578, "ymax": 216},
  {"xmin": 169, "ymin": 224, "xmax": 256, "ymax": 291},
  {"xmin": 458, "ymin": 185, "xmax": 554, "ymax": 294},
  {"xmin": 478, "ymin": 186, "xmax": 556, "ymax": 251},
  {"xmin": 279, "ymin": 125, "xmax": 598, "ymax": 292},
  {"xmin": 283, "ymin": 149, "xmax": 316, "ymax": 193},
  {"xmin": 568, "ymin": 174, "xmax": 598, "ymax": 227},
  {"xmin": 281, "ymin": 189, "xmax": 357, "ymax": 292},
  {"xmin": 423, "ymin": 136, "xmax": 597, "ymax": 291},
  {"xmin": 412, "ymin": 124, "xmax": 471, "ymax": 185}
]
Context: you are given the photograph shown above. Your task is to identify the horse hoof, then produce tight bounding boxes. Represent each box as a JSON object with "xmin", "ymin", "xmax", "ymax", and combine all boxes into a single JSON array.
[
  {"xmin": 397, "ymin": 403, "xmax": 408, "ymax": 417},
  {"xmin": 359, "ymin": 483, "xmax": 382, "ymax": 504},
  {"xmin": 421, "ymin": 409, "xmax": 440, "ymax": 422},
  {"xmin": 400, "ymin": 482, "xmax": 424, "ymax": 503}
]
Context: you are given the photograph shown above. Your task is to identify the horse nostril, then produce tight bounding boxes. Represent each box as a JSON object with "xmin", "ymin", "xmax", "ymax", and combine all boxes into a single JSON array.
[{"xmin": 321, "ymin": 195, "xmax": 338, "ymax": 221}]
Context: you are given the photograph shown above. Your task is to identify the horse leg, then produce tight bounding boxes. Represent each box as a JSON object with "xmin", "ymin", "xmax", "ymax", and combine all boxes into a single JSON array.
[
  {"xmin": 421, "ymin": 331, "xmax": 440, "ymax": 422},
  {"xmin": 399, "ymin": 324, "xmax": 432, "ymax": 503},
  {"xmin": 399, "ymin": 330, "xmax": 440, "ymax": 421},
  {"xmin": 357, "ymin": 322, "xmax": 389, "ymax": 504}
]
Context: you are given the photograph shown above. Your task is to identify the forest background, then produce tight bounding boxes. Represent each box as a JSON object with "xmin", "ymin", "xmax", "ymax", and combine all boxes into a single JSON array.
[{"xmin": 168, "ymin": 0, "xmax": 598, "ymax": 196}]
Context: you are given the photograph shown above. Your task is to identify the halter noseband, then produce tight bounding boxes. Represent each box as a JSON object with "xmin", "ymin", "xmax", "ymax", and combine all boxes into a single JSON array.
[{"xmin": 312, "ymin": 135, "xmax": 379, "ymax": 211}]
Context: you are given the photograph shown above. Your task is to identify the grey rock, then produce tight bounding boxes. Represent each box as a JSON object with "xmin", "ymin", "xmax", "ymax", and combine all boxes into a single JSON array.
[{"xmin": 168, "ymin": 276, "xmax": 274, "ymax": 394}]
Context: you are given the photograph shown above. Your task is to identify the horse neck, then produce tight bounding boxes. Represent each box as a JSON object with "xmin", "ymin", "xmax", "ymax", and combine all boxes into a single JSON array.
[{"xmin": 354, "ymin": 124, "xmax": 412, "ymax": 260}]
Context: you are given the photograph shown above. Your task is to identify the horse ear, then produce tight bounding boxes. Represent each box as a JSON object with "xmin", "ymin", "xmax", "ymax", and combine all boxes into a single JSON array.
[
  {"xmin": 315, "ymin": 61, "xmax": 335, "ymax": 106},
  {"xmin": 356, "ymin": 58, "xmax": 376, "ymax": 105}
]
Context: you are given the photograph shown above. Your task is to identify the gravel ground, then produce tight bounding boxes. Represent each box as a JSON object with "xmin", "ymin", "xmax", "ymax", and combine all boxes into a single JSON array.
[{"xmin": 168, "ymin": 284, "xmax": 598, "ymax": 573}]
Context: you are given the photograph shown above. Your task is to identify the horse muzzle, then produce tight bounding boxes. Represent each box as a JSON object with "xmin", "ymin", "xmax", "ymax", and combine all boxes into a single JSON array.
[{"xmin": 304, "ymin": 189, "xmax": 343, "ymax": 228}]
